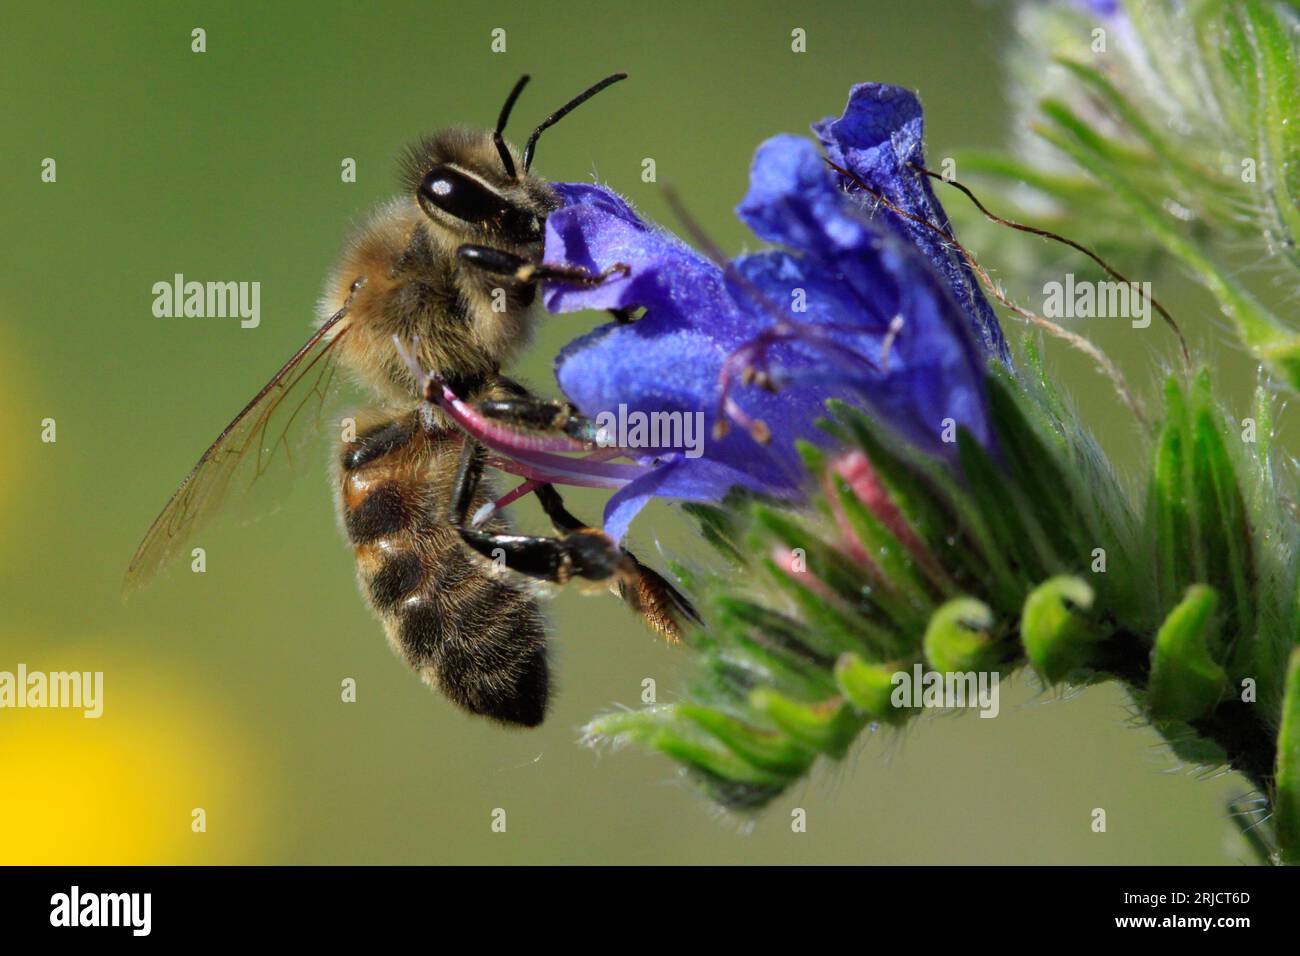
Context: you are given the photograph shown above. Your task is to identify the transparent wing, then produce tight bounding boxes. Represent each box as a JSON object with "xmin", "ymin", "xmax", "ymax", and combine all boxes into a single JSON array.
[{"xmin": 125, "ymin": 312, "xmax": 354, "ymax": 590}]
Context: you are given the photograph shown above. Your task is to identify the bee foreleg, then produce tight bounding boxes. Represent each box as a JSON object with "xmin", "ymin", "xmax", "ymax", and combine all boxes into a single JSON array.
[{"xmin": 456, "ymin": 244, "xmax": 629, "ymax": 287}]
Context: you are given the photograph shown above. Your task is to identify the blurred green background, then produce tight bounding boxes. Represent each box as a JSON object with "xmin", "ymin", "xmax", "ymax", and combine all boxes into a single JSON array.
[{"xmin": 0, "ymin": 0, "xmax": 1267, "ymax": 863}]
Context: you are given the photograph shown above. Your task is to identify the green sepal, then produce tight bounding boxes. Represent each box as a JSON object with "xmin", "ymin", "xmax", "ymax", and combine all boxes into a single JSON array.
[
  {"xmin": 823, "ymin": 401, "xmax": 1020, "ymax": 613},
  {"xmin": 759, "ymin": 553, "xmax": 903, "ymax": 662},
  {"xmin": 1150, "ymin": 377, "xmax": 1199, "ymax": 605},
  {"xmin": 1147, "ymin": 585, "xmax": 1228, "ymax": 722},
  {"xmin": 748, "ymin": 688, "xmax": 864, "ymax": 759},
  {"xmin": 984, "ymin": 372, "xmax": 1088, "ymax": 568},
  {"xmin": 683, "ymin": 501, "xmax": 747, "ymax": 567},
  {"xmin": 1188, "ymin": 372, "xmax": 1257, "ymax": 648},
  {"xmin": 676, "ymin": 704, "xmax": 815, "ymax": 778},
  {"xmin": 1156, "ymin": 720, "xmax": 1230, "ymax": 767},
  {"xmin": 709, "ymin": 596, "xmax": 841, "ymax": 700},
  {"xmin": 957, "ymin": 427, "xmax": 1058, "ymax": 586},
  {"xmin": 830, "ymin": 473, "xmax": 942, "ymax": 617},
  {"xmin": 584, "ymin": 707, "xmax": 790, "ymax": 788},
  {"xmin": 751, "ymin": 503, "xmax": 923, "ymax": 640}
]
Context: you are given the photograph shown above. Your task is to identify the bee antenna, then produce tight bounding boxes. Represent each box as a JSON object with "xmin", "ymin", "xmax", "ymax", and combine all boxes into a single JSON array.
[
  {"xmin": 494, "ymin": 74, "xmax": 531, "ymax": 180},
  {"xmin": 522, "ymin": 72, "xmax": 627, "ymax": 172}
]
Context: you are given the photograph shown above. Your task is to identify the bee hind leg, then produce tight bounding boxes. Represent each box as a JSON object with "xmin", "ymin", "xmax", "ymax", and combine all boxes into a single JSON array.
[
  {"xmin": 459, "ymin": 526, "xmax": 627, "ymax": 584},
  {"xmin": 454, "ymin": 476, "xmax": 698, "ymax": 643}
]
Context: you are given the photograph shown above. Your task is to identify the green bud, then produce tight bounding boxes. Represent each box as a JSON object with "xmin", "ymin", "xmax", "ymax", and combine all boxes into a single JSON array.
[
  {"xmin": 835, "ymin": 653, "xmax": 910, "ymax": 723},
  {"xmin": 1021, "ymin": 576, "xmax": 1098, "ymax": 684},
  {"xmin": 922, "ymin": 597, "xmax": 999, "ymax": 673}
]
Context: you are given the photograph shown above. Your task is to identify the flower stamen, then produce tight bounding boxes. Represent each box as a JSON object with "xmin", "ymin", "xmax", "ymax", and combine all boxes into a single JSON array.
[{"xmin": 880, "ymin": 316, "xmax": 905, "ymax": 372}]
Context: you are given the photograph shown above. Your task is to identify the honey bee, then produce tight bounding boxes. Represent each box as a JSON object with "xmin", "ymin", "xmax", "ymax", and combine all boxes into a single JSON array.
[{"xmin": 127, "ymin": 74, "xmax": 695, "ymax": 727}]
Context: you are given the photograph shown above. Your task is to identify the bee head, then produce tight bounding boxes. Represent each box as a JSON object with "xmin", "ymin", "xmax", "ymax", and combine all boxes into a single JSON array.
[
  {"xmin": 402, "ymin": 128, "xmax": 554, "ymax": 246},
  {"xmin": 402, "ymin": 74, "xmax": 627, "ymax": 247}
]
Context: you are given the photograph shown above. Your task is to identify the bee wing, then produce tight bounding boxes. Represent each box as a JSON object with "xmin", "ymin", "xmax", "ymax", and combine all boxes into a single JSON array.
[{"xmin": 125, "ymin": 311, "xmax": 354, "ymax": 591}]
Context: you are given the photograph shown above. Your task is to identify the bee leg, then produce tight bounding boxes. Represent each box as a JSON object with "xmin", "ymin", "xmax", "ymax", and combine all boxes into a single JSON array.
[
  {"xmin": 533, "ymin": 486, "xmax": 699, "ymax": 641},
  {"xmin": 456, "ymin": 244, "xmax": 630, "ymax": 288},
  {"xmin": 457, "ymin": 481, "xmax": 697, "ymax": 642},
  {"xmin": 475, "ymin": 395, "xmax": 605, "ymax": 445},
  {"xmin": 460, "ymin": 525, "xmax": 629, "ymax": 582},
  {"xmin": 446, "ymin": 433, "xmax": 489, "ymax": 524},
  {"xmin": 445, "ymin": 407, "xmax": 697, "ymax": 642},
  {"xmin": 444, "ymin": 435, "xmax": 602, "ymax": 602}
]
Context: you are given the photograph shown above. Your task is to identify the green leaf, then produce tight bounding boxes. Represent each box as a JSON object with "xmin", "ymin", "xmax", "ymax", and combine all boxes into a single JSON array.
[{"xmin": 1241, "ymin": 1, "xmax": 1300, "ymax": 266}]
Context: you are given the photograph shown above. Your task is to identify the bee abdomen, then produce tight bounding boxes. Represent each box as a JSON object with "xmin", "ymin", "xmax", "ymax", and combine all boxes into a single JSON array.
[
  {"xmin": 345, "ymin": 482, "xmax": 418, "ymax": 543},
  {"xmin": 397, "ymin": 567, "xmax": 549, "ymax": 727},
  {"xmin": 339, "ymin": 412, "xmax": 550, "ymax": 727},
  {"xmin": 366, "ymin": 550, "xmax": 424, "ymax": 613},
  {"xmin": 341, "ymin": 418, "xmax": 416, "ymax": 472}
]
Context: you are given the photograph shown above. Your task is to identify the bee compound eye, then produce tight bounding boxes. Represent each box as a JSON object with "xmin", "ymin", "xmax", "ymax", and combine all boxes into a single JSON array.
[{"xmin": 417, "ymin": 164, "xmax": 512, "ymax": 226}]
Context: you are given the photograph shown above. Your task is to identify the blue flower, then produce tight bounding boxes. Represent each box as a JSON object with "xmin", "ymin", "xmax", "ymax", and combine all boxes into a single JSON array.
[
  {"xmin": 811, "ymin": 84, "xmax": 1008, "ymax": 360},
  {"xmin": 456, "ymin": 84, "xmax": 1004, "ymax": 542}
]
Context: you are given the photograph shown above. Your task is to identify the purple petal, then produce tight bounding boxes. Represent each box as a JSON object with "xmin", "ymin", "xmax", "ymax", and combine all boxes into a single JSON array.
[
  {"xmin": 604, "ymin": 456, "xmax": 788, "ymax": 543},
  {"xmin": 542, "ymin": 184, "xmax": 733, "ymax": 329},
  {"xmin": 813, "ymin": 83, "xmax": 1007, "ymax": 358}
]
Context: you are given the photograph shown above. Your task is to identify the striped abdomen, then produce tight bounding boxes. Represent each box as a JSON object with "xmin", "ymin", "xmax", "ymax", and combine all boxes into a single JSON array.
[{"xmin": 337, "ymin": 410, "xmax": 549, "ymax": 726}]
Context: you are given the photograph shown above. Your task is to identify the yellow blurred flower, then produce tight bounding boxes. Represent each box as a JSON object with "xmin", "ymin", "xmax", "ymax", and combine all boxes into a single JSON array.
[{"xmin": 0, "ymin": 651, "xmax": 277, "ymax": 864}]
